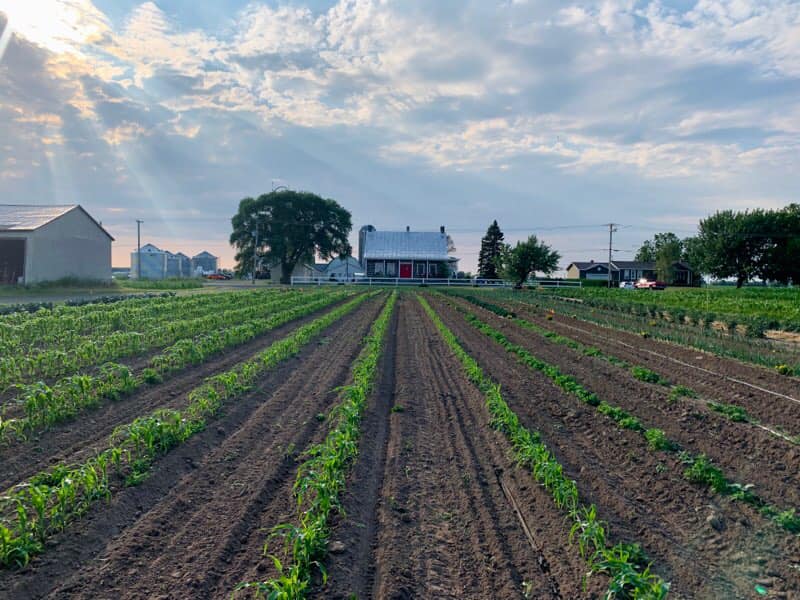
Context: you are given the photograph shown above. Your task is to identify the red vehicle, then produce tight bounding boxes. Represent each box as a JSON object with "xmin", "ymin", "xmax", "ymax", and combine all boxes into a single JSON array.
[
  {"xmin": 205, "ymin": 273, "xmax": 227, "ymax": 280},
  {"xmin": 634, "ymin": 279, "xmax": 666, "ymax": 290}
]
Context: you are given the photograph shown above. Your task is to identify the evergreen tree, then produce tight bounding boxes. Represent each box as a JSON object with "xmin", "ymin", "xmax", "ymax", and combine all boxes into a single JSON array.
[{"xmin": 478, "ymin": 220, "xmax": 505, "ymax": 279}]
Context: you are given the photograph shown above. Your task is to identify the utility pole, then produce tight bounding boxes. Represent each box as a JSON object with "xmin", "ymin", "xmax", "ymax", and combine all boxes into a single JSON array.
[
  {"xmin": 252, "ymin": 225, "xmax": 259, "ymax": 285},
  {"xmin": 606, "ymin": 223, "xmax": 618, "ymax": 288},
  {"xmin": 136, "ymin": 220, "xmax": 143, "ymax": 280}
]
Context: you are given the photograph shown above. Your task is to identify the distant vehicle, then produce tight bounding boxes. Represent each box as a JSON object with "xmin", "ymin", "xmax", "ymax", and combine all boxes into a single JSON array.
[
  {"xmin": 635, "ymin": 279, "xmax": 666, "ymax": 290},
  {"xmin": 205, "ymin": 273, "xmax": 228, "ymax": 280},
  {"xmin": 619, "ymin": 281, "xmax": 635, "ymax": 290}
]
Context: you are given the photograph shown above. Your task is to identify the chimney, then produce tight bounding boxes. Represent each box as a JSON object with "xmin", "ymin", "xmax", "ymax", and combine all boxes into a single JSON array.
[
  {"xmin": 440, "ymin": 225, "xmax": 445, "ymax": 234},
  {"xmin": 406, "ymin": 225, "xmax": 410, "ymax": 232},
  {"xmin": 590, "ymin": 260, "xmax": 594, "ymax": 264}
]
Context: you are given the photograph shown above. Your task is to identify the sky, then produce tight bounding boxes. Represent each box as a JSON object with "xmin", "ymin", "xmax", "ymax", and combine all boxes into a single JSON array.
[{"xmin": 0, "ymin": 0, "xmax": 798, "ymax": 273}]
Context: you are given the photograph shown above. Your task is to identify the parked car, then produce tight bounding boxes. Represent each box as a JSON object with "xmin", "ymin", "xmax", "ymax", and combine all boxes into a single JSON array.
[
  {"xmin": 205, "ymin": 273, "xmax": 227, "ymax": 280},
  {"xmin": 619, "ymin": 281, "xmax": 635, "ymax": 290},
  {"xmin": 635, "ymin": 279, "xmax": 667, "ymax": 290}
]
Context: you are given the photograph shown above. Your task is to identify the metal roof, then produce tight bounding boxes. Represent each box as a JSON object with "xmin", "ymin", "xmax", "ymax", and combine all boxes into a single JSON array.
[
  {"xmin": 0, "ymin": 205, "xmax": 77, "ymax": 231},
  {"xmin": 0, "ymin": 204, "xmax": 114, "ymax": 240},
  {"xmin": 363, "ymin": 231, "xmax": 453, "ymax": 261}
]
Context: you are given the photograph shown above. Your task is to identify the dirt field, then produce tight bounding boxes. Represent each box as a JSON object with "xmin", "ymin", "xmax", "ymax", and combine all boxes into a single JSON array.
[{"xmin": 2, "ymin": 290, "xmax": 799, "ymax": 599}]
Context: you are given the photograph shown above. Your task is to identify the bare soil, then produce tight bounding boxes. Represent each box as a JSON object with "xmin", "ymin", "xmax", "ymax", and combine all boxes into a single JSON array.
[
  {"xmin": 318, "ymin": 295, "xmax": 594, "ymax": 599},
  {"xmin": 0, "ymin": 295, "xmax": 384, "ymax": 599},
  {"xmin": 427, "ymin": 293, "xmax": 800, "ymax": 599},
  {"xmin": 445, "ymin": 294, "xmax": 800, "ymax": 510},
  {"xmin": 503, "ymin": 298, "xmax": 800, "ymax": 437},
  {"xmin": 0, "ymin": 297, "xmax": 348, "ymax": 492}
]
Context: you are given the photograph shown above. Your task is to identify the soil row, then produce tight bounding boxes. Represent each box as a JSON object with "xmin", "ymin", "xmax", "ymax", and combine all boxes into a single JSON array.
[
  {"xmin": 446, "ymin": 294, "xmax": 800, "ymax": 511},
  {"xmin": 505, "ymin": 296, "xmax": 800, "ymax": 435},
  {"xmin": 426, "ymin": 293, "xmax": 800, "ymax": 599},
  {"xmin": 318, "ymin": 294, "xmax": 599, "ymax": 599},
  {"xmin": 0, "ymin": 296, "xmax": 350, "ymax": 491},
  {"xmin": 0, "ymin": 294, "xmax": 385, "ymax": 599}
]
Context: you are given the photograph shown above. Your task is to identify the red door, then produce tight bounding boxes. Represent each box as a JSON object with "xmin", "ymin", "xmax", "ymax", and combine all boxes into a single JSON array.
[{"xmin": 399, "ymin": 262, "xmax": 412, "ymax": 278}]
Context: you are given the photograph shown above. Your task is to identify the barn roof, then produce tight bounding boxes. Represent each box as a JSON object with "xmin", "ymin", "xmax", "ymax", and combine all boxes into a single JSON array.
[
  {"xmin": 193, "ymin": 250, "xmax": 217, "ymax": 259},
  {"xmin": 0, "ymin": 204, "xmax": 114, "ymax": 240},
  {"xmin": 363, "ymin": 230, "xmax": 453, "ymax": 261}
]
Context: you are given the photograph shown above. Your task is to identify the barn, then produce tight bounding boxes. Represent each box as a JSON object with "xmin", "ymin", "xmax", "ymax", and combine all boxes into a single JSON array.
[{"xmin": 0, "ymin": 204, "xmax": 113, "ymax": 284}]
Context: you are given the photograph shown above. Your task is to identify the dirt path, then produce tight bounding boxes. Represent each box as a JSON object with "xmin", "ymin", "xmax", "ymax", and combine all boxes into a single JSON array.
[
  {"xmin": 319, "ymin": 294, "xmax": 595, "ymax": 600},
  {"xmin": 445, "ymin": 294, "xmax": 800, "ymax": 511},
  {"xmin": 0, "ymin": 295, "xmax": 384, "ymax": 600},
  {"xmin": 503, "ymin": 297, "xmax": 800, "ymax": 435},
  {"xmin": 0, "ymin": 297, "xmax": 349, "ymax": 491},
  {"xmin": 427, "ymin": 294, "xmax": 800, "ymax": 599}
]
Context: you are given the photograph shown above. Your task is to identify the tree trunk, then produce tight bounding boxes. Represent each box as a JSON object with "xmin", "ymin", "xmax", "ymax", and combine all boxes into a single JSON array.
[
  {"xmin": 736, "ymin": 274, "xmax": 746, "ymax": 288},
  {"xmin": 281, "ymin": 261, "xmax": 296, "ymax": 284}
]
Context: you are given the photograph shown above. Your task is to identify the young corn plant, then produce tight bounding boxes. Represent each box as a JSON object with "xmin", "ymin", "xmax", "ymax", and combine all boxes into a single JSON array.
[
  {"xmin": 239, "ymin": 292, "xmax": 397, "ymax": 598},
  {"xmin": 417, "ymin": 294, "xmax": 670, "ymax": 600},
  {"xmin": 0, "ymin": 292, "xmax": 376, "ymax": 569}
]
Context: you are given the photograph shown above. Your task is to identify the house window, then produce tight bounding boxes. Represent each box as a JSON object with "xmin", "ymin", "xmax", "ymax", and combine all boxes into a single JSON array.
[
  {"xmin": 385, "ymin": 261, "xmax": 397, "ymax": 276},
  {"xmin": 429, "ymin": 263, "xmax": 438, "ymax": 277},
  {"xmin": 415, "ymin": 262, "xmax": 426, "ymax": 277},
  {"xmin": 373, "ymin": 261, "xmax": 385, "ymax": 276}
]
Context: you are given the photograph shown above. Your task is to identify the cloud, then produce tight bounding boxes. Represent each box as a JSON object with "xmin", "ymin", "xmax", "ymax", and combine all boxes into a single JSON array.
[{"xmin": 0, "ymin": 0, "xmax": 798, "ymax": 272}]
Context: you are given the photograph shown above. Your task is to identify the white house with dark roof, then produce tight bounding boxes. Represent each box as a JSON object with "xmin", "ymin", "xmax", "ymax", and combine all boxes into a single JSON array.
[
  {"xmin": 0, "ymin": 204, "xmax": 113, "ymax": 284},
  {"xmin": 360, "ymin": 225, "xmax": 458, "ymax": 278}
]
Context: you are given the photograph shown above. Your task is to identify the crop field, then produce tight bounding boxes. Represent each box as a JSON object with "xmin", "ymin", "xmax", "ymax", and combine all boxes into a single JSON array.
[{"xmin": 1, "ymin": 287, "xmax": 799, "ymax": 599}]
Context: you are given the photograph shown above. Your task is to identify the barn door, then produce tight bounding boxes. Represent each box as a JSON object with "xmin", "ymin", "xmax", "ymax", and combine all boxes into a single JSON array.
[{"xmin": 0, "ymin": 239, "xmax": 25, "ymax": 284}]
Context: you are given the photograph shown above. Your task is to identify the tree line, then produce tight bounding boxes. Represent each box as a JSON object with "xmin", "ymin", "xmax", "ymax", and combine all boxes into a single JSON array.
[{"xmin": 636, "ymin": 204, "xmax": 800, "ymax": 288}]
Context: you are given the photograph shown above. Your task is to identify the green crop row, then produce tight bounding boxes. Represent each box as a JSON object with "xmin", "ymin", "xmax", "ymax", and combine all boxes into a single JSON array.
[
  {"xmin": 237, "ymin": 292, "xmax": 396, "ymax": 598},
  {"xmin": 449, "ymin": 293, "xmax": 799, "ymax": 443},
  {"xmin": 460, "ymin": 287, "xmax": 800, "ymax": 378},
  {"xmin": 533, "ymin": 287, "xmax": 800, "ymax": 334},
  {"xmin": 417, "ymin": 295, "xmax": 670, "ymax": 599},
  {"xmin": 0, "ymin": 292, "xmax": 375, "ymax": 569},
  {"xmin": 442, "ymin": 295, "xmax": 800, "ymax": 537},
  {"xmin": 0, "ymin": 291, "xmax": 350, "ymax": 443},
  {"xmin": 0, "ymin": 290, "xmax": 317, "ymax": 390},
  {"xmin": 0, "ymin": 288, "xmax": 276, "ymax": 348}
]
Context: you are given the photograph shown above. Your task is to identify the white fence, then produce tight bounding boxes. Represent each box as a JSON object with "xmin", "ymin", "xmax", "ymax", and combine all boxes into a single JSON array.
[
  {"xmin": 290, "ymin": 276, "xmax": 512, "ymax": 287},
  {"xmin": 529, "ymin": 279, "xmax": 583, "ymax": 288},
  {"xmin": 290, "ymin": 276, "xmax": 582, "ymax": 288}
]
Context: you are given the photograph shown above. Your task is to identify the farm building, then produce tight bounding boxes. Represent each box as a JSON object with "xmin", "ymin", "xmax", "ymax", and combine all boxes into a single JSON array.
[
  {"xmin": 191, "ymin": 251, "xmax": 218, "ymax": 274},
  {"xmin": 323, "ymin": 256, "xmax": 363, "ymax": 281},
  {"xmin": 131, "ymin": 245, "xmax": 210, "ymax": 279},
  {"xmin": 566, "ymin": 260, "xmax": 697, "ymax": 285},
  {"xmin": 0, "ymin": 204, "xmax": 113, "ymax": 284},
  {"xmin": 359, "ymin": 225, "xmax": 458, "ymax": 278}
]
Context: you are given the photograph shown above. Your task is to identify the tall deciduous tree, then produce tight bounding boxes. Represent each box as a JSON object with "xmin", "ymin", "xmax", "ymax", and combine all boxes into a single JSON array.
[
  {"xmin": 477, "ymin": 220, "xmax": 505, "ymax": 279},
  {"xmin": 230, "ymin": 190, "xmax": 352, "ymax": 284},
  {"xmin": 635, "ymin": 232, "xmax": 684, "ymax": 283},
  {"xmin": 692, "ymin": 209, "xmax": 773, "ymax": 288},
  {"xmin": 502, "ymin": 235, "xmax": 561, "ymax": 287}
]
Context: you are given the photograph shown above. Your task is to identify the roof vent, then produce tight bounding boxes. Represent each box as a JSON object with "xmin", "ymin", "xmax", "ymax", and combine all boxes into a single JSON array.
[
  {"xmin": 440, "ymin": 225, "xmax": 445, "ymax": 234},
  {"xmin": 406, "ymin": 225, "xmax": 410, "ymax": 232}
]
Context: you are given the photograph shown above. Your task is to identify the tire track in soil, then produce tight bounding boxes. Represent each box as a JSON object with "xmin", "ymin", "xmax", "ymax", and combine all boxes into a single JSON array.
[
  {"xmin": 447, "ymin": 295, "xmax": 800, "ymax": 510},
  {"xmin": 0, "ymin": 297, "xmax": 350, "ymax": 491},
  {"xmin": 510, "ymin": 299, "xmax": 800, "ymax": 435},
  {"xmin": 0, "ymin": 295, "xmax": 384, "ymax": 600},
  {"xmin": 326, "ymin": 295, "xmax": 587, "ymax": 600},
  {"xmin": 427, "ymin": 294, "xmax": 800, "ymax": 599}
]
